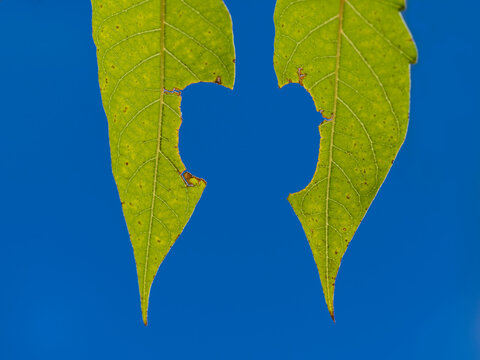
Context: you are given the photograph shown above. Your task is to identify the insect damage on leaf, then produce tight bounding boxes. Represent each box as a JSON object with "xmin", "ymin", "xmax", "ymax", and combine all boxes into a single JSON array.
[
  {"xmin": 273, "ymin": 0, "xmax": 417, "ymax": 320},
  {"xmin": 91, "ymin": 0, "xmax": 235, "ymax": 325}
]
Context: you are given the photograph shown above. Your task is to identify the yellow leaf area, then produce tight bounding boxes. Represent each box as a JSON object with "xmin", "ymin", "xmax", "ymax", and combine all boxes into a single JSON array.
[
  {"xmin": 274, "ymin": 0, "xmax": 417, "ymax": 320},
  {"xmin": 92, "ymin": 0, "xmax": 235, "ymax": 324}
]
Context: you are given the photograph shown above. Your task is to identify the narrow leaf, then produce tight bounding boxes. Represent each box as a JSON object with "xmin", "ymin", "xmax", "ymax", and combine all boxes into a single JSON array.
[
  {"xmin": 92, "ymin": 0, "xmax": 235, "ymax": 324},
  {"xmin": 274, "ymin": 0, "xmax": 417, "ymax": 320}
]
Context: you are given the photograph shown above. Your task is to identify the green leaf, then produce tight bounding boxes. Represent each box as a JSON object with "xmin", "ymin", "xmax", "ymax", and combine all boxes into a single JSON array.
[
  {"xmin": 91, "ymin": 0, "xmax": 235, "ymax": 325},
  {"xmin": 274, "ymin": 0, "xmax": 417, "ymax": 320}
]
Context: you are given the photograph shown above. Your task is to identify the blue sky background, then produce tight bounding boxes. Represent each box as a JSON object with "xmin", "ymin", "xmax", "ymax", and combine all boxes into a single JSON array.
[{"xmin": 0, "ymin": 0, "xmax": 479, "ymax": 359}]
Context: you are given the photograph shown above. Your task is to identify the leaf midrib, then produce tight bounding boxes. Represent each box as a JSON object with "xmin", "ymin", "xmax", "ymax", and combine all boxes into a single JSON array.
[
  {"xmin": 143, "ymin": 0, "xmax": 166, "ymax": 325},
  {"xmin": 324, "ymin": 0, "xmax": 345, "ymax": 320}
]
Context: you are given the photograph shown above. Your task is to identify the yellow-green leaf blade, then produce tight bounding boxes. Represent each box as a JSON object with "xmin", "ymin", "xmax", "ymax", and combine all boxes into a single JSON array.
[
  {"xmin": 274, "ymin": 0, "xmax": 417, "ymax": 320},
  {"xmin": 92, "ymin": 0, "xmax": 235, "ymax": 325}
]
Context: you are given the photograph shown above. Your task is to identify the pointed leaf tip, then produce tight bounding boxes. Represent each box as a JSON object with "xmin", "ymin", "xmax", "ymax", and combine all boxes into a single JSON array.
[
  {"xmin": 142, "ymin": 299, "xmax": 148, "ymax": 326},
  {"xmin": 329, "ymin": 305, "xmax": 335, "ymax": 323}
]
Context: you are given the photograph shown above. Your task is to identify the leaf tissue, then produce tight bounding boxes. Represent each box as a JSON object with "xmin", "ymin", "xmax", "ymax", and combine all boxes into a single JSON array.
[
  {"xmin": 274, "ymin": 0, "xmax": 417, "ymax": 319},
  {"xmin": 92, "ymin": 0, "xmax": 235, "ymax": 324}
]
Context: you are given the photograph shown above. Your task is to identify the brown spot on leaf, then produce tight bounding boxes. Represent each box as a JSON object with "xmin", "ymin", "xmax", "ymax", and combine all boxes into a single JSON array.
[
  {"xmin": 297, "ymin": 67, "xmax": 306, "ymax": 85},
  {"xmin": 182, "ymin": 171, "xmax": 206, "ymax": 187},
  {"xmin": 215, "ymin": 76, "xmax": 222, "ymax": 85}
]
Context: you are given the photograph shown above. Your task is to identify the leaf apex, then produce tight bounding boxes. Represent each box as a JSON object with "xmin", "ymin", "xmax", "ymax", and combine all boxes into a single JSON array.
[
  {"xmin": 325, "ymin": 282, "xmax": 336, "ymax": 322},
  {"xmin": 140, "ymin": 284, "xmax": 151, "ymax": 326},
  {"xmin": 329, "ymin": 307, "xmax": 336, "ymax": 323},
  {"xmin": 141, "ymin": 303, "xmax": 149, "ymax": 326}
]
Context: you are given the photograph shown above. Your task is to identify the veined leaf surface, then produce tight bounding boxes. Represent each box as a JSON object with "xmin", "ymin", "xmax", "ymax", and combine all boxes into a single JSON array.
[
  {"xmin": 92, "ymin": 0, "xmax": 235, "ymax": 324},
  {"xmin": 274, "ymin": 0, "xmax": 417, "ymax": 319}
]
